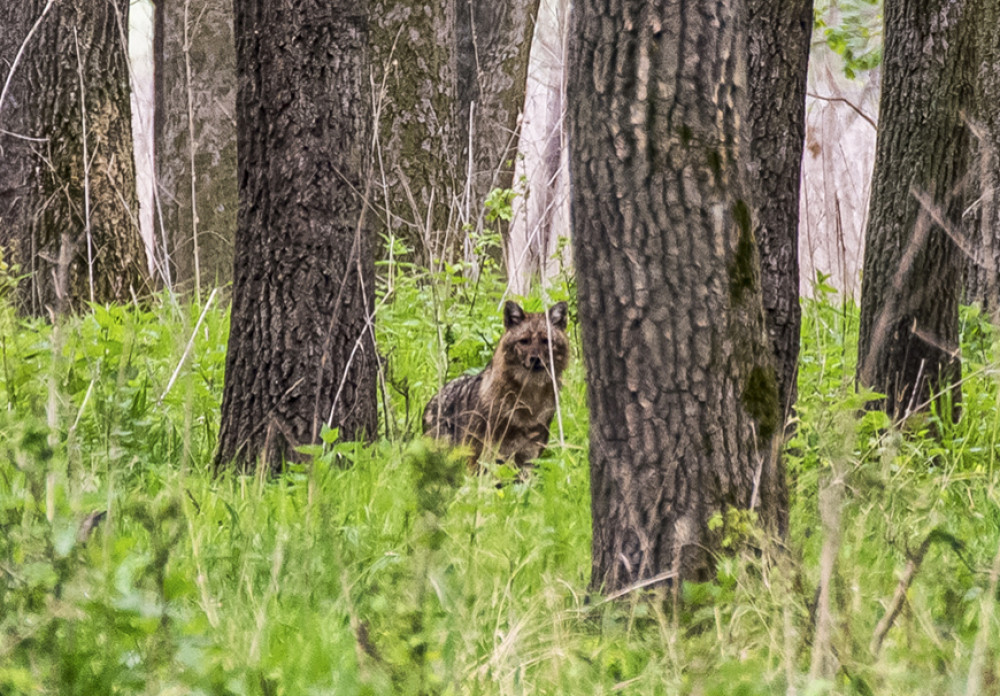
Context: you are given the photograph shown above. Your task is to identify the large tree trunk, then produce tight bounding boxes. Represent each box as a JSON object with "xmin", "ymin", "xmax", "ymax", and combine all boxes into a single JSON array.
[
  {"xmin": 569, "ymin": 0, "xmax": 784, "ymax": 591},
  {"xmin": 747, "ymin": 0, "xmax": 812, "ymax": 421},
  {"xmin": 154, "ymin": 0, "xmax": 238, "ymax": 297},
  {"xmin": 857, "ymin": 0, "xmax": 974, "ymax": 421},
  {"xmin": 216, "ymin": 0, "xmax": 377, "ymax": 473},
  {"xmin": 369, "ymin": 0, "xmax": 537, "ymax": 264},
  {"xmin": 0, "ymin": 0, "xmax": 148, "ymax": 315},
  {"xmin": 964, "ymin": 0, "xmax": 1000, "ymax": 310}
]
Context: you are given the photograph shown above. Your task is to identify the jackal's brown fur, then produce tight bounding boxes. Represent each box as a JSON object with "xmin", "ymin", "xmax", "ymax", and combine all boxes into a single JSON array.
[{"xmin": 423, "ymin": 301, "xmax": 570, "ymax": 467}]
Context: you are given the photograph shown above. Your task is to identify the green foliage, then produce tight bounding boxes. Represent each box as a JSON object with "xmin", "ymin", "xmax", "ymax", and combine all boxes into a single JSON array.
[
  {"xmin": 0, "ymin": 247, "xmax": 20, "ymax": 303},
  {"xmin": 3, "ymin": 259, "xmax": 1000, "ymax": 693},
  {"xmin": 484, "ymin": 186, "xmax": 518, "ymax": 224},
  {"xmin": 707, "ymin": 507, "xmax": 760, "ymax": 550},
  {"xmin": 814, "ymin": 0, "xmax": 883, "ymax": 78},
  {"xmin": 375, "ymin": 232, "xmax": 509, "ymax": 437}
]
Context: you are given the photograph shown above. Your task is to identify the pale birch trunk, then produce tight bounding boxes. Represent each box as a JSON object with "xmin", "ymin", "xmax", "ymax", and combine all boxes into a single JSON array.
[{"xmin": 506, "ymin": 0, "xmax": 571, "ymax": 296}]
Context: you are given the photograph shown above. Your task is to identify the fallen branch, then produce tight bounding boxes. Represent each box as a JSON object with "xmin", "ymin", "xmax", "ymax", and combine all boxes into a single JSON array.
[
  {"xmin": 870, "ymin": 528, "xmax": 964, "ymax": 656},
  {"xmin": 597, "ymin": 568, "xmax": 679, "ymax": 605}
]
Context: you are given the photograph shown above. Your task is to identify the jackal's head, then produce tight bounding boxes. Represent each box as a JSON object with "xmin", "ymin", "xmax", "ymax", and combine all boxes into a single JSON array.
[{"xmin": 497, "ymin": 301, "xmax": 570, "ymax": 382}]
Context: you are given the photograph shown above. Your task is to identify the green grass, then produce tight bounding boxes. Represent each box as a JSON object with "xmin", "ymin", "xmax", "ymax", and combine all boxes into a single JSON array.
[{"xmin": 2, "ymin": 270, "xmax": 1000, "ymax": 694}]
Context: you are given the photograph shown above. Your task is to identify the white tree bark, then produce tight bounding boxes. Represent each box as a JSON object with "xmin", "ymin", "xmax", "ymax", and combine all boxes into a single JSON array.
[
  {"xmin": 129, "ymin": 0, "xmax": 156, "ymax": 277},
  {"xmin": 798, "ymin": 56, "xmax": 880, "ymax": 300},
  {"xmin": 506, "ymin": 0, "xmax": 571, "ymax": 296}
]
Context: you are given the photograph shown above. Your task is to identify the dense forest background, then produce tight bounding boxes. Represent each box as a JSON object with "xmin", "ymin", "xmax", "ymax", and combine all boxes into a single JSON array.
[
  {"xmin": 3, "ymin": 0, "xmax": 1000, "ymax": 694},
  {"xmin": 123, "ymin": 0, "xmax": 880, "ymax": 297}
]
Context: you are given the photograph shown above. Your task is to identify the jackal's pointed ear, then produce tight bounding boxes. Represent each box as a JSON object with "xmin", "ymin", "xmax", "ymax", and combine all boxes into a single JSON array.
[
  {"xmin": 547, "ymin": 302, "xmax": 568, "ymax": 330},
  {"xmin": 504, "ymin": 301, "xmax": 526, "ymax": 328}
]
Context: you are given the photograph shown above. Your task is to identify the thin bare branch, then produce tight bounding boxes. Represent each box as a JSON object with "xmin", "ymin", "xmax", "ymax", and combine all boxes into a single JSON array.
[
  {"xmin": 870, "ymin": 533, "xmax": 935, "ymax": 656},
  {"xmin": 806, "ymin": 91, "xmax": 878, "ymax": 131},
  {"xmin": 183, "ymin": 0, "xmax": 203, "ymax": 300},
  {"xmin": 73, "ymin": 26, "xmax": 95, "ymax": 305},
  {"xmin": 156, "ymin": 287, "xmax": 219, "ymax": 406}
]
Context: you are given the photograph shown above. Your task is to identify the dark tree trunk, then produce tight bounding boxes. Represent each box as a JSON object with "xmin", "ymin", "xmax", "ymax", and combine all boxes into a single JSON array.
[
  {"xmin": 154, "ymin": 0, "xmax": 238, "ymax": 297},
  {"xmin": 216, "ymin": 0, "xmax": 377, "ymax": 473},
  {"xmin": 369, "ymin": 0, "xmax": 458, "ymax": 259},
  {"xmin": 456, "ymin": 0, "xmax": 539, "ymax": 226},
  {"xmin": 0, "ymin": 0, "xmax": 148, "ymax": 315},
  {"xmin": 369, "ymin": 0, "xmax": 537, "ymax": 263},
  {"xmin": 857, "ymin": 0, "xmax": 974, "ymax": 421},
  {"xmin": 964, "ymin": 0, "xmax": 1000, "ymax": 310},
  {"xmin": 569, "ymin": 0, "xmax": 784, "ymax": 592},
  {"xmin": 747, "ymin": 0, "xmax": 812, "ymax": 422}
]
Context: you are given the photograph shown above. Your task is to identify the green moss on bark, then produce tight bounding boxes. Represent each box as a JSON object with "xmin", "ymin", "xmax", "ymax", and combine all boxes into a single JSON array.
[
  {"xmin": 728, "ymin": 199, "xmax": 756, "ymax": 304},
  {"xmin": 742, "ymin": 365, "xmax": 780, "ymax": 442}
]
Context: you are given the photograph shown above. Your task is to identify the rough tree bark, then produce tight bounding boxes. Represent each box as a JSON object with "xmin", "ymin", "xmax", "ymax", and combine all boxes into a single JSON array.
[
  {"xmin": 747, "ymin": 0, "xmax": 812, "ymax": 421},
  {"xmin": 369, "ymin": 0, "xmax": 458, "ymax": 258},
  {"xmin": 216, "ymin": 0, "xmax": 377, "ymax": 472},
  {"xmin": 154, "ymin": 0, "xmax": 238, "ymax": 296},
  {"xmin": 456, "ymin": 0, "xmax": 539, "ymax": 227},
  {"xmin": 569, "ymin": 0, "xmax": 784, "ymax": 591},
  {"xmin": 0, "ymin": 0, "xmax": 148, "ymax": 315},
  {"xmin": 857, "ymin": 0, "xmax": 974, "ymax": 420},
  {"xmin": 369, "ymin": 0, "xmax": 537, "ymax": 263},
  {"xmin": 964, "ymin": 0, "xmax": 1000, "ymax": 310}
]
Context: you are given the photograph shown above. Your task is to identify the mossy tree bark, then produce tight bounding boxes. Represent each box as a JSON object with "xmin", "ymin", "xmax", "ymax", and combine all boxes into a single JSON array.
[
  {"xmin": 369, "ymin": 0, "xmax": 537, "ymax": 263},
  {"xmin": 857, "ymin": 0, "xmax": 974, "ymax": 420},
  {"xmin": 747, "ymin": 0, "xmax": 812, "ymax": 422},
  {"xmin": 0, "ymin": 0, "xmax": 148, "ymax": 315},
  {"xmin": 216, "ymin": 0, "xmax": 377, "ymax": 473},
  {"xmin": 964, "ymin": 0, "xmax": 1000, "ymax": 310},
  {"xmin": 154, "ymin": 0, "xmax": 238, "ymax": 296},
  {"xmin": 569, "ymin": 0, "xmax": 784, "ymax": 591}
]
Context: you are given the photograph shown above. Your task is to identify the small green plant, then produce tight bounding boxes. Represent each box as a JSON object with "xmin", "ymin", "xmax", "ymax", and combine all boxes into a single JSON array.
[
  {"xmin": 814, "ymin": 0, "xmax": 883, "ymax": 78},
  {"xmin": 484, "ymin": 186, "xmax": 518, "ymax": 224},
  {"xmin": 707, "ymin": 506, "xmax": 760, "ymax": 550},
  {"xmin": 0, "ymin": 247, "xmax": 19, "ymax": 301}
]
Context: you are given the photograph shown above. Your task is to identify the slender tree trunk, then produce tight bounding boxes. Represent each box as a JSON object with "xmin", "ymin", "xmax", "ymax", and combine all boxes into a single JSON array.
[
  {"xmin": 857, "ymin": 0, "xmax": 974, "ymax": 421},
  {"xmin": 369, "ymin": 0, "xmax": 537, "ymax": 264},
  {"xmin": 369, "ymin": 0, "xmax": 460, "ymax": 260},
  {"xmin": 0, "ymin": 0, "xmax": 148, "ymax": 315},
  {"xmin": 747, "ymin": 0, "xmax": 812, "ymax": 421},
  {"xmin": 569, "ymin": 0, "xmax": 784, "ymax": 591},
  {"xmin": 216, "ymin": 0, "xmax": 376, "ymax": 473},
  {"xmin": 456, "ymin": 0, "xmax": 539, "ymax": 234},
  {"xmin": 964, "ymin": 0, "xmax": 1000, "ymax": 311},
  {"xmin": 506, "ymin": 0, "xmax": 571, "ymax": 295},
  {"xmin": 154, "ymin": 0, "xmax": 238, "ymax": 296}
]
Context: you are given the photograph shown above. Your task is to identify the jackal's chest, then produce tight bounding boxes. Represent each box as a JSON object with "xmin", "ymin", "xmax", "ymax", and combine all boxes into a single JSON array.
[{"xmin": 485, "ymin": 383, "xmax": 556, "ymax": 431}]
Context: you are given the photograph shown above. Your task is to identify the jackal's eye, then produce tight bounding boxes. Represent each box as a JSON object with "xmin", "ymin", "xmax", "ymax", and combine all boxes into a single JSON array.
[
  {"xmin": 518, "ymin": 337, "xmax": 531, "ymax": 346},
  {"xmin": 540, "ymin": 337, "xmax": 549, "ymax": 346}
]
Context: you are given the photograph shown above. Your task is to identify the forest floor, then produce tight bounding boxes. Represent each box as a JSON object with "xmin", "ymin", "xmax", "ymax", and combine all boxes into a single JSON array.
[{"xmin": 2, "ymin": 268, "xmax": 1000, "ymax": 695}]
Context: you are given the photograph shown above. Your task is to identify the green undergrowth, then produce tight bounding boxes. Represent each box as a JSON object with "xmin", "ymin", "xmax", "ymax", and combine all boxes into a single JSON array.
[{"xmin": 2, "ymin": 269, "xmax": 1000, "ymax": 694}]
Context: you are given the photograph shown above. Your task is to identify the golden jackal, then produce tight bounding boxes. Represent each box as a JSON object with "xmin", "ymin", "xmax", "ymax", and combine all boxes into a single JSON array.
[{"xmin": 423, "ymin": 301, "xmax": 569, "ymax": 467}]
